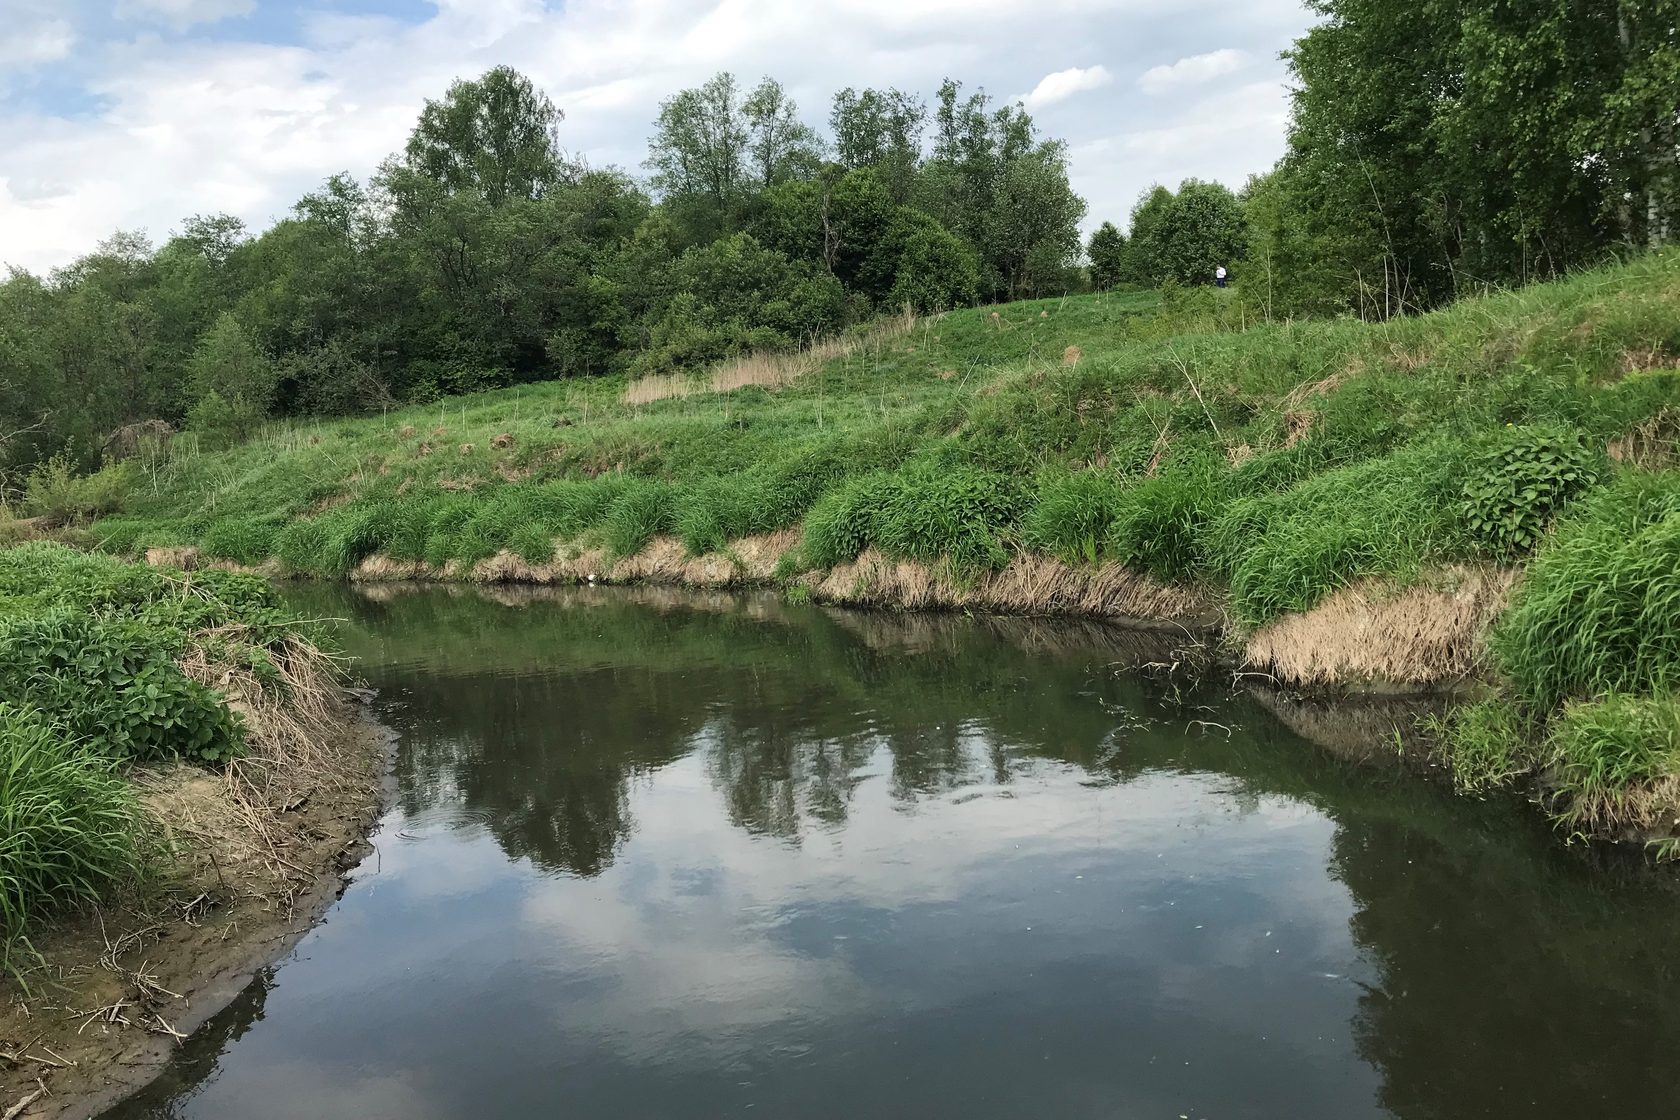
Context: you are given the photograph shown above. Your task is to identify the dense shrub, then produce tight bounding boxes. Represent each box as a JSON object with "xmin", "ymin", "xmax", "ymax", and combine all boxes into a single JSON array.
[{"xmin": 0, "ymin": 611, "xmax": 243, "ymax": 765}]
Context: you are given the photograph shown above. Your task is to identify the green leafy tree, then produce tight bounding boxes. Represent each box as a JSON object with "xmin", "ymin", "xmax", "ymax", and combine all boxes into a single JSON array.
[
  {"xmin": 1087, "ymin": 222, "xmax": 1127, "ymax": 290},
  {"xmin": 186, "ymin": 313, "xmax": 274, "ymax": 443},
  {"xmin": 647, "ymin": 72, "xmax": 750, "ymax": 209},
  {"xmin": 403, "ymin": 66, "xmax": 568, "ymax": 204},
  {"xmin": 830, "ymin": 87, "xmax": 926, "ymax": 202},
  {"xmin": 743, "ymin": 78, "xmax": 823, "ymax": 188}
]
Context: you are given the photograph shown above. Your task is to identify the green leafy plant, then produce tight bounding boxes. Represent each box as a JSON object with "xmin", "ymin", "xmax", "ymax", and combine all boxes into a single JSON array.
[
  {"xmin": 0, "ymin": 612, "xmax": 244, "ymax": 765},
  {"xmin": 1459, "ymin": 425, "xmax": 1602, "ymax": 556}
]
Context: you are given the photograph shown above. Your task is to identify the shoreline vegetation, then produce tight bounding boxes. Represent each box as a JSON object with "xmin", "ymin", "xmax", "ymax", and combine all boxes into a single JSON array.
[
  {"xmin": 0, "ymin": 544, "xmax": 386, "ymax": 1118},
  {"xmin": 33, "ymin": 248, "xmax": 1678, "ymax": 856},
  {"xmin": 2, "ymin": 9, "xmax": 1680, "ymax": 1105}
]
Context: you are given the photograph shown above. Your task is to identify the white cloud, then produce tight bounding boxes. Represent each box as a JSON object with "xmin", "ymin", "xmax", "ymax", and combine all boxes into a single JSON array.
[
  {"xmin": 0, "ymin": 1, "xmax": 74, "ymax": 68},
  {"xmin": 1136, "ymin": 47, "xmax": 1248, "ymax": 95},
  {"xmin": 1021, "ymin": 65, "xmax": 1114, "ymax": 110},
  {"xmin": 115, "ymin": 0, "xmax": 257, "ymax": 29},
  {"xmin": 0, "ymin": 0, "xmax": 1318, "ymax": 273}
]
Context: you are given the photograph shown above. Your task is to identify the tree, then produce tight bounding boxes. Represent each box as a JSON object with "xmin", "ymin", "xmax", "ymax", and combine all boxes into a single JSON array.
[
  {"xmin": 830, "ymin": 87, "xmax": 926, "ymax": 201},
  {"xmin": 917, "ymin": 79, "xmax": 1083, "ymax": 300},
  {"xmin": 885, "ymin": 211, "xmax": 979, "ymax": 312},
  {"xmin": 1158, "ymin": 180, "xmax": 1250, "ymax": 287},
  {"xmin": 647, "ymin": 72, "xmax": 750, "ymax": 206},
  {"xmin": 186, "ymin": 312, "xmax": 274, "ymax": 443},
  {"xmin": 1124, "ymin": 185, "xmax": 1175, "ymax": 286},
  {"xmin": 1087, "ymin": 222, "xmax": 1127, "ymax": 290},
  {"xmin": 743, "ymin": 78, "xmax": 822, "ymax": 188},
  {"xmin": 403, "ymin": 66, "xmax": 567, "ymax": 205}
]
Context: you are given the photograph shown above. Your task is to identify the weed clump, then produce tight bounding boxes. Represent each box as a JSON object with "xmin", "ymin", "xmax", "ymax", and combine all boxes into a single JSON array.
[
  {"xmin": 1491, "ymin": 472, "xmax": 1680, "ymax": 709},
  {"xmin": 1459, "ymin": 424, "xmax": 1603, "ymax": 557},
  {"xmin": 1546, "ymin": 693, "xmax": 1680, "ymax": 834},
  {"xmin": 0, "ymin": 704, "xmax": 144, "ymax": 970}
]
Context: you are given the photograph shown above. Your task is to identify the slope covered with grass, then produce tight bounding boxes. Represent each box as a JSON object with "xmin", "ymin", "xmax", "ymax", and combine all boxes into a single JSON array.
[{"xmin": 72, "ymin": 251, "xmax": 1680, "ymax": 843}]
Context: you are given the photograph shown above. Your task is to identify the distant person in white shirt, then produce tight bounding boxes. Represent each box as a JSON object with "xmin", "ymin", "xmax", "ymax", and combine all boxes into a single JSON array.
[{"xmin": 1215, "ymin": 265, "xmax": 1228, "ymax": 289}]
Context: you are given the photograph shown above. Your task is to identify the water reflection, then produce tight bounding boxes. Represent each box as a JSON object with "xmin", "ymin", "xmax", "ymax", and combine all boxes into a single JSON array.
[{"xmin": 106, "ymin": 584, "xmax": 1680, "ymax": 1120}]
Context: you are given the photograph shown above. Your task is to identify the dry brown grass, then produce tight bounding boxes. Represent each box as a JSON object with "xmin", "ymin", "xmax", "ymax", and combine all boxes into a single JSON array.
[
  {"xmin": 621, "ymin": 373, "xmax": 697, "ymax": 406},
  {"xmin": 807, "ymin": 550, "xmax": 1217, "ymax": 627},
  {"xmin": 118, "ymin": 625, "xmax": 381, "ymax": 951},
  {"xmin": 1242, "ymin": 565, "xmax": 1517, "ymax": 690},
  {"xmin": 1608, "ymin": 406, "xmax": 1680, "ymax": 470},
  {"xmin": 621, "ymin": 312, "xmax": 925, "ymax": 406}
]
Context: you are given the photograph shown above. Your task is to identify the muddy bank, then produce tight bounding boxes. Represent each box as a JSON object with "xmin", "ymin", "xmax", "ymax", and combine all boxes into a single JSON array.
[{"xmin": 0, "ymin": 707, "xmax": 391, "ymax": 1120}]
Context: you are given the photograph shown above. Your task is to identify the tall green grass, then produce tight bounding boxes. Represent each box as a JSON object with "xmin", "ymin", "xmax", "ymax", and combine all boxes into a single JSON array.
[
  {"xmin": 0, "ymin": 704, "xmax": 143, "ymax": 971},
  {"xmin": 1491, "ymin": 472, "xmax": 1680, "ymax": 709}
]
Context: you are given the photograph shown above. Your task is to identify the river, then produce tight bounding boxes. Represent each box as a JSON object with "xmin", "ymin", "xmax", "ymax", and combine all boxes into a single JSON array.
[{"xmin": 105, "ymin": 584, "xmax": 1680, "ymax": 1119}]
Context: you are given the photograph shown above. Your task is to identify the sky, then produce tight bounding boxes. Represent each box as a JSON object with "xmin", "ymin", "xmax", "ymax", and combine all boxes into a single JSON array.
[{"xmin": 0, "ymin": 0, "xmax": 1316, "ymax": 276}]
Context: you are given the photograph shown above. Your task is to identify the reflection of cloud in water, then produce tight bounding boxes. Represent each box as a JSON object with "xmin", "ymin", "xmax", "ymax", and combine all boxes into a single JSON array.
[{"xmin": 517, "ymin": 742, "xmax": 1363, "ymax": 1065}]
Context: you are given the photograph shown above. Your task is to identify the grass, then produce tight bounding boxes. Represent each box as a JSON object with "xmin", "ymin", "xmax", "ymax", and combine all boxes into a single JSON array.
[{"xmin": 0, "ymin": 703, "xmax": 144, "ymax": 973}]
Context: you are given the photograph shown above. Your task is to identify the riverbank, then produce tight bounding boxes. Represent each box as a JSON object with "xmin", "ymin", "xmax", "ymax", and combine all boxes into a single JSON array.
[
  {"xmin": 65, "ymin": 251, "xmax": 1680, "ymax": 852},
  {"xmin": 0, "ymin": 545, "xmax": 390, "ymax": 1120}
]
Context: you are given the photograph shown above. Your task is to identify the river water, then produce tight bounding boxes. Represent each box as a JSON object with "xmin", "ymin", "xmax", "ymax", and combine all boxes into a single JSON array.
[{"xmin": 106, "ymin": 585, "xmax": 1680, "ymax": 1119}]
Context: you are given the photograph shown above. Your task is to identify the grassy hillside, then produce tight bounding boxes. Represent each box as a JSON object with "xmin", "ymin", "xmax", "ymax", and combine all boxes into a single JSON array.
[{"xmin": 48, "ymin": 251, "xmax": 1680, "ymax": 845}]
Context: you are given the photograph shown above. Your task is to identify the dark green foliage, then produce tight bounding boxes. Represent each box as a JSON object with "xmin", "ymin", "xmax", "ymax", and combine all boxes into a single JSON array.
[
  {"xmin": 0, "ymin": 703, "xmax": 143, "ymax": 970},
  {"xmin": 1459, "ymin": 425, "xmax": 1604, "ymax": 556},
  {"xmin": 1087, "ymin": 222, "xmax": 1127, "ymax": 291},
  {"xmin": 0, "ymin": 612, "xmax": 242, "ymax": 765},
  {"xmin": 1491, "ymin": 473, "xmax": 1680, "ymax": 710},
  {"xmin": 1127, "ymin": 180, "xmax": 1250, "ymax": 287}
]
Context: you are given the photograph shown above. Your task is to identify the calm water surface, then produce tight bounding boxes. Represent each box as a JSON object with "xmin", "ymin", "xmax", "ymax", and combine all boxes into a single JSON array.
[{"xmin": 108, "ymin": 586, "xmax": 1680, "ymax": 1119}]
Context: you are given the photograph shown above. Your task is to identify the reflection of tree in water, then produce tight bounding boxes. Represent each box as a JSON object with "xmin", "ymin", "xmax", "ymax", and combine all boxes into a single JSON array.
[
  {"xmin": 338, "ymin": 582, "xmax": 1210, "ymax": 861},
  {"xmin": 389, "ymin": 667, "xmax": 708, "ymax": 877},
  {"xmin": 1329, "ymin": 811, "xmax": 1680, "ymax": 1118}
]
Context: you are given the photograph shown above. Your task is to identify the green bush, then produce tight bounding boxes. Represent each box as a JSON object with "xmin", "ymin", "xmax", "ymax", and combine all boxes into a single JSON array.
[
  {"xmin": 0, "ymin": 704, "xmax": 143, "ymax": 970},
  {"xmin": 873, "ymin": 466, "xmax": 1025, "ymax": 574},
  {"xmin": 1459, "ymin": 425, "xmax": 1603, "ymax": 556},
  {"xmin": 1492, "ymin": 472, "xmax": 1680, "ymax": 709},
  {"xmin": 24, "ymin": 455, "xmax": 134, "ymax": 525},
  {"xmin": 0, "ymin": 611, "xmax": 243, "ymax": 765}
]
